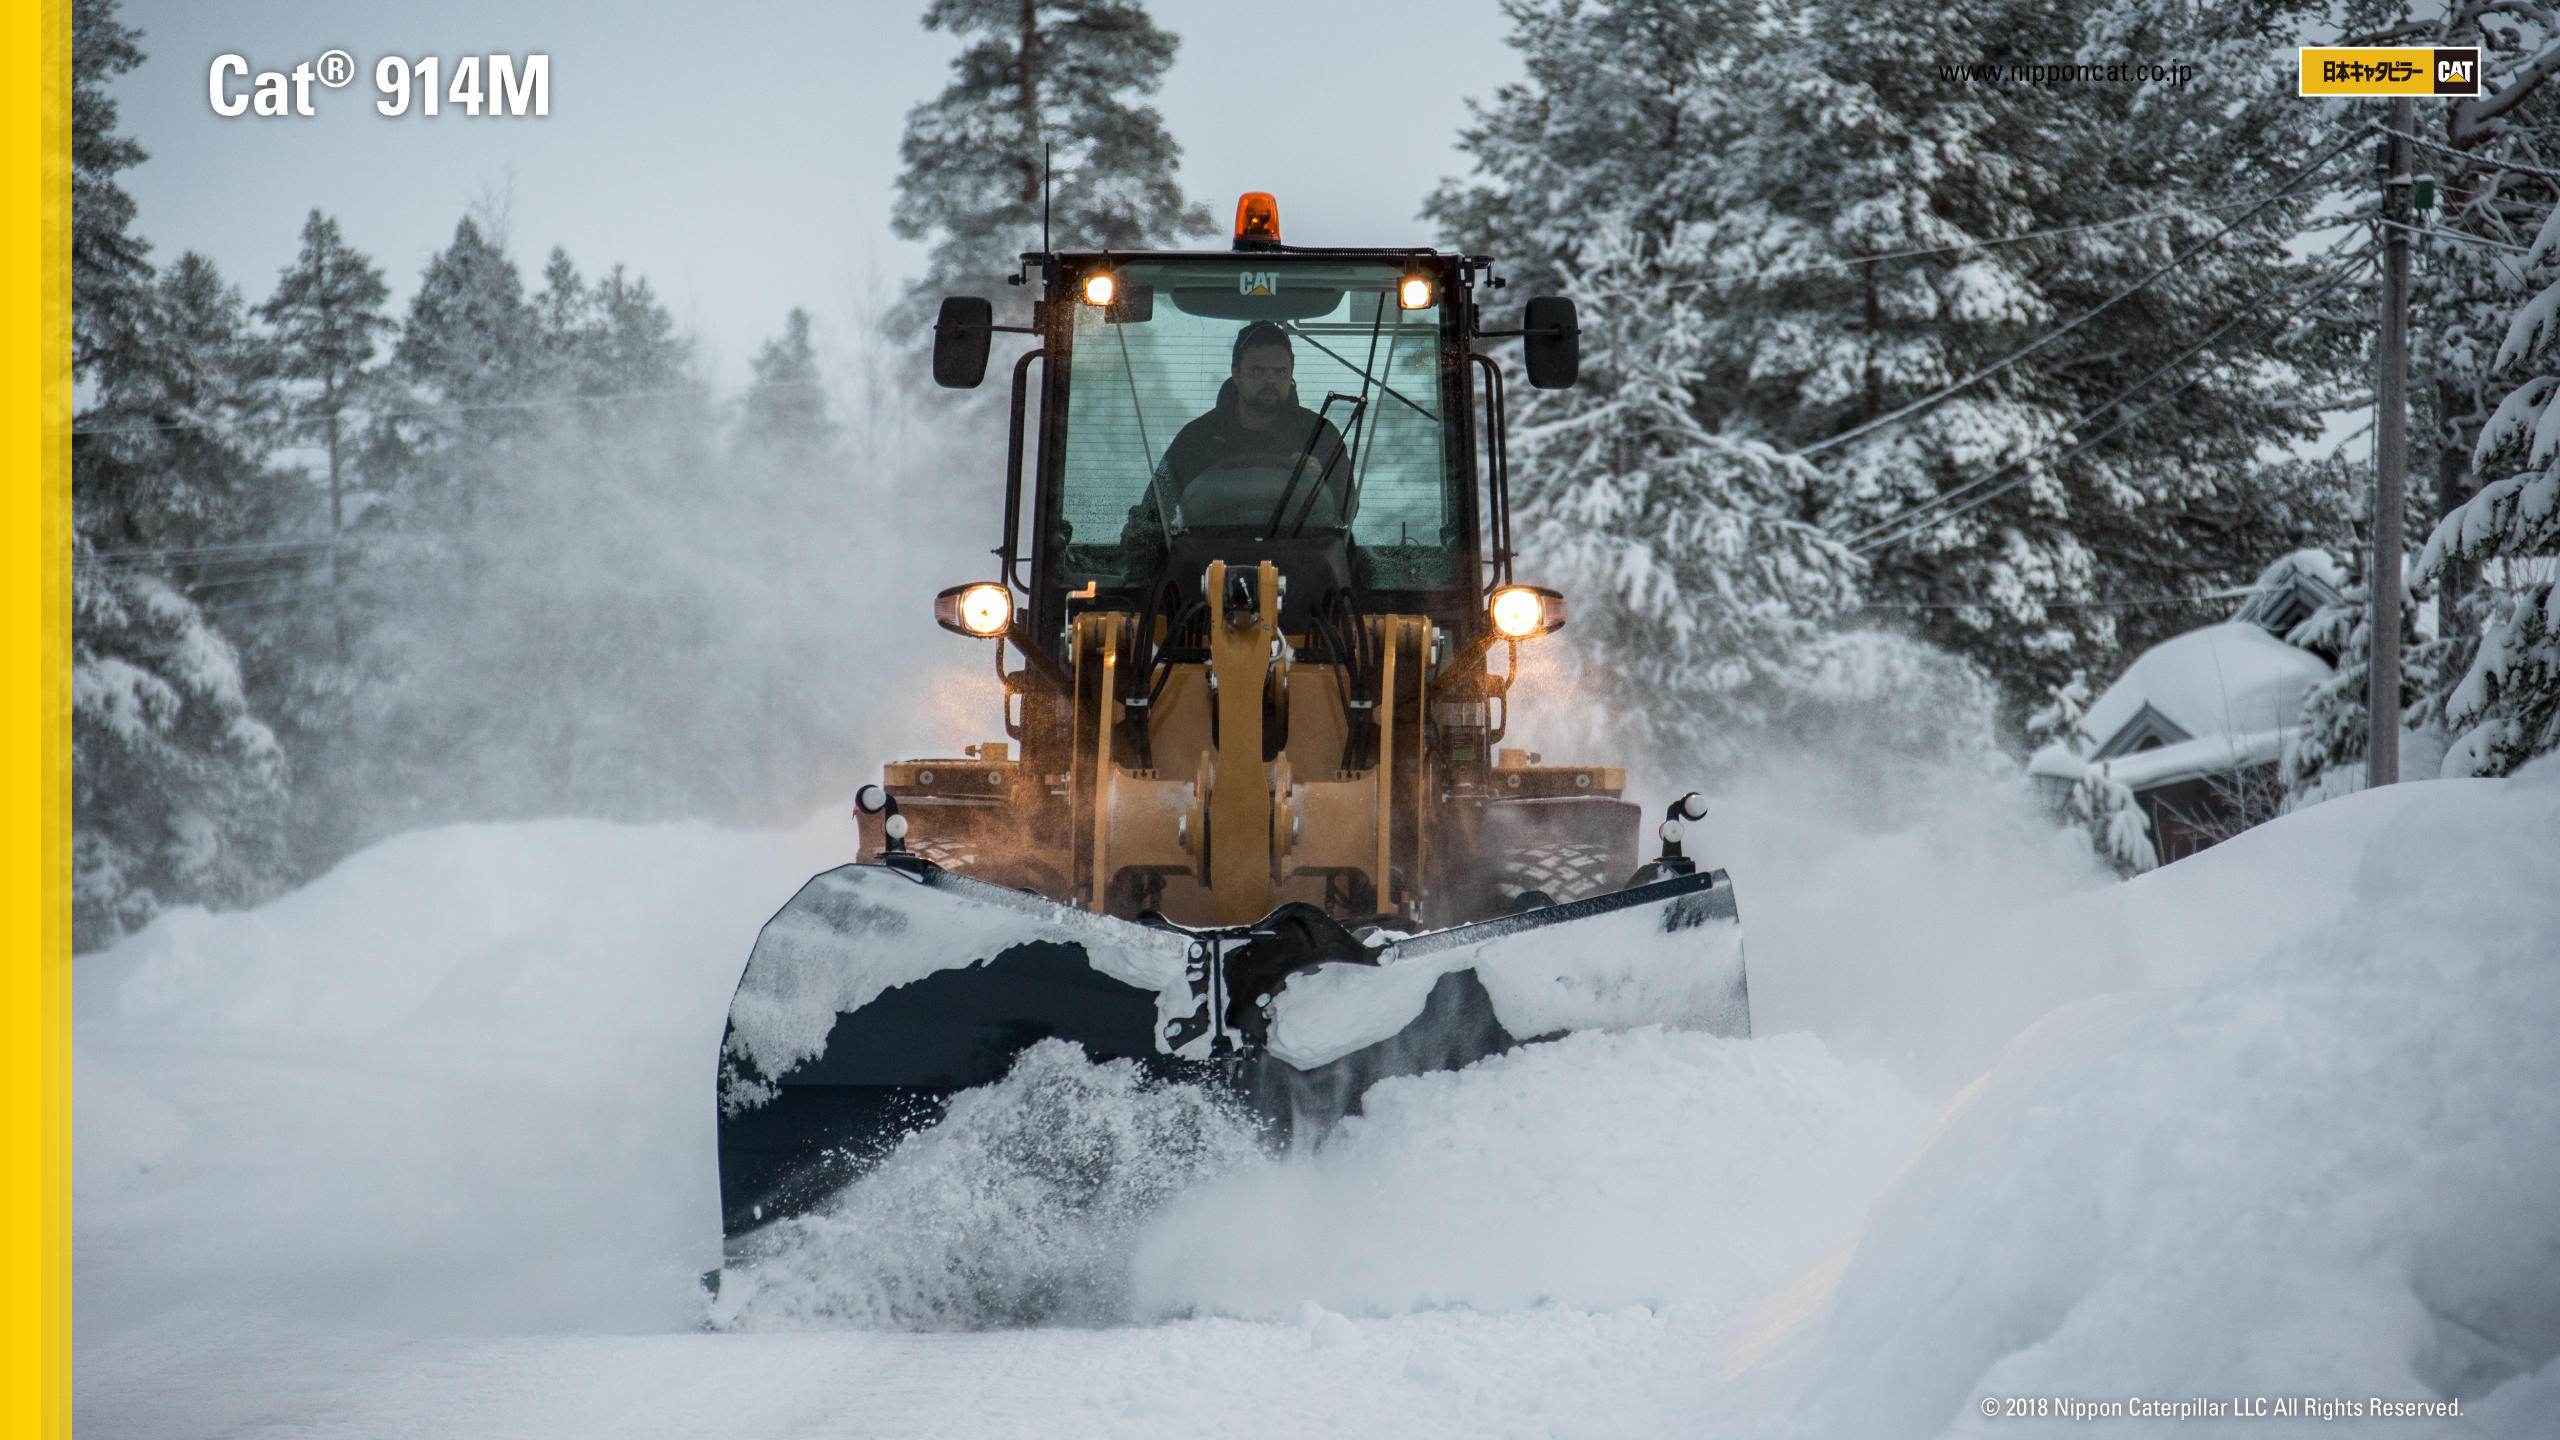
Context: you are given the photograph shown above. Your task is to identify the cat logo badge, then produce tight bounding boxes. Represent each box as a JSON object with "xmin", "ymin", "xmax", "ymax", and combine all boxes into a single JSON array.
[{"xmin": 1238, "ymin": 271, "xmax": 1279, "ymax": 296}]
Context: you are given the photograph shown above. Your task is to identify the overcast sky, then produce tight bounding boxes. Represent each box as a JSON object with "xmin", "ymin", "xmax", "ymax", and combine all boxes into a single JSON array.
[{"xmin": 112, "ymin": 0, "xmax": 1522, "ymax": 389}]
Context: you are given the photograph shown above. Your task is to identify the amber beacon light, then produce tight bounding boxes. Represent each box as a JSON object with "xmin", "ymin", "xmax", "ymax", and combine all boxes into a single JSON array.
[
  {"xmin": 936, "ymin": 582, "xmax": 1014, "ymax": 638},
  {"xmin": 1233, "ymin": 191, "xmax": 1281, "ymax": 248}
]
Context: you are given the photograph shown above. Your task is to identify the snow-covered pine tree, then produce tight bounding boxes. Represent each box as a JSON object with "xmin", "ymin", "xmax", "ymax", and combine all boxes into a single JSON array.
[
  {"xmin": 1425, "ymin": 0, "xmax": 1756, "ymax": 307},
  {"xmin": 246, "ymin": 211, "xmax": 398, "ymax": 866},
  {"xmin": 322, "ymin": 217, "xmax": 547, "ymax": 837},
  {"xmin": 1437, "ymin": 0, "xmax": 2366, "ymax": 735},
  {"xmin": 1504, "ymin": 223, "xmax": 1862, "ymax": 764},
  {"xmin": 2279, "ymin": 578, "xmax": 2447, "ymax": 803},
  {"xmin": 1701, "ymin": 0, "xmax": 2360, "ymax": 725},
  {"xmin": 892, "ymin": 0, "xmax": 1211, "ymax": 328},
  {"xmin": 71, "ymin": 0, "xmax": 291, "ymax": 944},
  {"xmin": 74, "ymin": 254, "xmax": 298, "ymax": 947},
  {"xmin": 71, "ymin": 0, "xmax": 149, "ymax": 380},
  {"xmin": 2414, "ymin": 196, "xmax": 2560, "ymax": 776},
  {"xmin": 2284, "ymin": 2, "xmax": 2560, "ymax": 797},
  {"xmin": 72, "ymin": 562, "xmax": 290, "ymax": 949},
  {"xmin": 384, "ymin": 216, "xmax": 538, "ymax": 524},
  {"xmin": 259, "ymin": 211, "xmax": 392, "ymax": 585},
  {"xmin": 739, "ymin": 308, "xmax": 836, "ymax": 458}
]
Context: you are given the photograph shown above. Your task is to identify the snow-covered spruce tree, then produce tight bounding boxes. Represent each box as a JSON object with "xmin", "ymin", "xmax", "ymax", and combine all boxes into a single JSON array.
[
  {"xmin": 1437, "ymin": 0, "xmax": 2366, "ymax": 731},
  {"xmin": 1705, "ymin": 0, "xmax": 2361, "ymax": 724},
  {"xmin": 2279, "ymin": 579, "xmax": 2449, "ymax": 803},
  {"xmin": 74, "ymin": 256, "xmax": 297, "ymax": 947},
  {"xmin": 1425, "ymin": 0, "xmax": 1759, "ymax": 309},
  {"xmin": 72, "ymin": 564, "xmax": 289, "ymax": 949},
  {"xmin": 71, "ymin": 0, "xmax": 149, "ymax": 380},
  {"xmin": 1507, "ymin": 225, "xmax": 1861, "ymax": 764},
  {"xmin": 71, "ymin": 0, "xmax": 291, "ymax": 945},
  {"xmin": 2284, "ymin": 7, "xmax": 2560, "ymax": 798},
  {"xmin": 248, "ymin": 211, "xmax": 396, "ymax": 865},
  {"xmin": 381, "ymin": 216, "xmax": 539, "ymax": 528},
  {"xmin": 324, "ymin": 217, "xmax": 547, "ymax": 840},
  {"xmin": 892, "ymin": 0, "xmax": 1211, "ymax": 329},
  {"xmin": 258, "ymin": 211, "xmax": 392, "ymax": 592},
  {"xmin": 2414, "ymin": 200, "xmax": 2560, "ymax": 776},
  {"xmin": 738, "ymin": 308, "xmax": 836, "ymax": 458}
]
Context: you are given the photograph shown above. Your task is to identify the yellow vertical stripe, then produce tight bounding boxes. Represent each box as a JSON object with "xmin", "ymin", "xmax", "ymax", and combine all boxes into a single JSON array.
[{"xmin": 3, "ymin": 0, "xmax": 74, "ymax": 1436}]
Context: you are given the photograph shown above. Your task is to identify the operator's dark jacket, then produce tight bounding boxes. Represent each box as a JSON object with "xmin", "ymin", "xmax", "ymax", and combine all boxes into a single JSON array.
[
  {"xmin": 1158, "ymin": 379, "xmax": 1350, "ymax": 496},
  {"xmin": 1118, "ymin": 382, "xmax": 1352, "ymax": 568}
]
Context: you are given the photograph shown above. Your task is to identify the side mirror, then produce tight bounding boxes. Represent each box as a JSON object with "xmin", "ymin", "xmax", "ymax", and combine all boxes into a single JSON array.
[
  {"xmin": 931, "ymin": 296, "xmax": 994, "ymax": 389},
  {"xmin": 1521, "ymin": 296, "xmax": 1579, "ymax": 389}
]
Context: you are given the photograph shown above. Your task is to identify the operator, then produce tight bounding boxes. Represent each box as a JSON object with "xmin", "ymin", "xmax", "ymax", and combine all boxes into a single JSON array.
[
  {"xmin": 1115, "ymin": 321, "xmax": 1354, "ymax": 579},
  {"xmin": 1158, "ymin": 321, "xmax": 1349, "ymax": 507}
]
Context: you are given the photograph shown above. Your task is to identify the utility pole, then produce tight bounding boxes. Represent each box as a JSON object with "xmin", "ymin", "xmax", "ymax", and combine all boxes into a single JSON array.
[{"xmin": 2369, "ymin": 98, "xmax": 2412, "ymax": 789}]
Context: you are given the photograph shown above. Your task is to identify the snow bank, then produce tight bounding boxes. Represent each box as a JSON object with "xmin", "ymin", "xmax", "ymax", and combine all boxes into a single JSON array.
[
  {"xmin": 1720, "ymin": 774, "xmax": 2450, "ymax": 1096},
  {"xmin": 1134, "ymin": 1028, "xmax": 1930, "ymax": 1320},
  {"xmin": 73, "ymin": 754, "xmax": 2560, "ymax": 1438},
  {"xmin": 77, "ymin": 810, "xmax": 861, "ymax": 1348},
  {"xmin": 1726, "ymin": 761, "xmax": 2560, "ymax": 1436}
]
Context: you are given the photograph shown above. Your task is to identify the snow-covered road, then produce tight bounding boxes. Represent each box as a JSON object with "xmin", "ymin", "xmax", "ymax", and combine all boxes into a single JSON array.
[{"xmin": 74, "ymin": 766, "xmax": 2560, "ymax": 1437}]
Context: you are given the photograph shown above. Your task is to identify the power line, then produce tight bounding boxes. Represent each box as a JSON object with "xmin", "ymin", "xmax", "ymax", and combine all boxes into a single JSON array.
[
  {"xmin": 1579, "ymin": 194, "xmax": 2287, "ymax": 303},
  {"xmin": 77, "ymin": 538, "xmax": 348, "ymax": 569},
  {"xmin": 1853, "ymin": 249, "xmax": 2379, "ymax": 558},
  {"xmin": 1796, "ymin": 123, "xmax": 2375, "ymax": 461},
  {"xmin": 1841, "ymin": 239, "xmax": 2375, "ymax": 550},
  {"xmin": 2377, "ymin": 124, "xmax": 2560, "ymax": 186},
  {"xmin": 71, "ymin": 383, "xmax": 709, "ymax": 439},
  {"xmin": 2376, "ymin": 218, "xmax": 2531, "ymax": 253},
  {"xmin": 1857, "ymin": 584, "xmax": 2264, "ymax": 612}
]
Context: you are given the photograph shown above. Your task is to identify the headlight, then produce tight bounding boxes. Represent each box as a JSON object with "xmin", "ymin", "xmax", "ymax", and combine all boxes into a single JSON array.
[
  {"xmin": 935, "ymin": 582, "xmax": 1013, "ymax": 638},
  {"xmin": 1083, "ymin": 272, "xmax": 1117, "ymax": 306},
  {"xmin": 1488, "ymin": 585, "xmax": 1566, "ymax": 639},
  {"xmin": 1399, "ymin": 273, "xmax": 1434, "ymax": 310}
]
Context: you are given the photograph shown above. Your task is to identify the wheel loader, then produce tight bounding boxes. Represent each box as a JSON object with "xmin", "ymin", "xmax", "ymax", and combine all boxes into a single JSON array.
[{"xmin": 713, "ymin": 193, "xmax": 1748, "ymax": 1250}]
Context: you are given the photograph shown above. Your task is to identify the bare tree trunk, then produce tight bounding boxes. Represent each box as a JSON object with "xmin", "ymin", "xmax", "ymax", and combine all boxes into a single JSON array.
[
  {"xmin": 325, "ymin": 369, "xmax": 345, "ymax": 665},
  {"xmin": 1861, "ymin": 258, "xmax": 1882, "ymax": 423},
  {"xmin": 2436, "ymin": 375, "xmax": 2476, "ymax": 613}
]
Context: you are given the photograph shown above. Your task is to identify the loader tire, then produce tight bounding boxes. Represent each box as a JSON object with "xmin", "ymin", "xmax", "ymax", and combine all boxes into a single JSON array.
[{"xmin": 1495, "ymin": 840, "xmax": 1619, "ymax": 906}]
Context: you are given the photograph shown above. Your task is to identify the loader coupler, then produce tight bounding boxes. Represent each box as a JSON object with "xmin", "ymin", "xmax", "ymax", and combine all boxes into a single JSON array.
[{"xmin": 715, "ymin": 860, "xmax": 1747, "ymax": 1242}]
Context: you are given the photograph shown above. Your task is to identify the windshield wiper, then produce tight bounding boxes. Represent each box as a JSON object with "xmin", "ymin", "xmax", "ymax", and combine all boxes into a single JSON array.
[{"xmin": 1266, "ymin": 392, "xmax": 1365, "ymax": 540}]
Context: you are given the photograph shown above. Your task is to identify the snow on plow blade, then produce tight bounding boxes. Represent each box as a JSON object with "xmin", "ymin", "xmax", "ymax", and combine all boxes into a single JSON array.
[{"xmin": 715, "ymin": 860, "xmax": 1746, "ymax": 1241}]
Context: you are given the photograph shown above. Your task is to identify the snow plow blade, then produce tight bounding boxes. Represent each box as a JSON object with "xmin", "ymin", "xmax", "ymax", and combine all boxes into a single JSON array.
[{"xmin": 715, "ymin": 857, "xmax": 1746, "ymax": 1242}]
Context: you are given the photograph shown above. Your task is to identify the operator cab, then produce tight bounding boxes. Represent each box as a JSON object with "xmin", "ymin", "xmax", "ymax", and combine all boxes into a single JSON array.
[
  {"xmin": 929, "ymin": 191, "xmax": 1578, "ymax": 656},
  {"xmin": 1047, "ymin": 251, "xmax": 1463, "ymax": 633}
]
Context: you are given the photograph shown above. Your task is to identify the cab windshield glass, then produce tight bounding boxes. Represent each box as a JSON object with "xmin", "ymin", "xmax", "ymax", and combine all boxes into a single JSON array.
[{"xmin": 1051, "ymin": 259, "xmax": 1458, "ymax": 593}]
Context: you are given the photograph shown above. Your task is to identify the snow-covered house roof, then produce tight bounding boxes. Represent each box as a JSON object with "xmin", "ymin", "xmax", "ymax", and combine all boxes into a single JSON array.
[
  {"xmin": 2029, "ymin": 621, "xmax": 2332, "ymax": 788},
  {"xmin": 2230, "ymin": 549, "xmax": 2347, "ymax": 642}
]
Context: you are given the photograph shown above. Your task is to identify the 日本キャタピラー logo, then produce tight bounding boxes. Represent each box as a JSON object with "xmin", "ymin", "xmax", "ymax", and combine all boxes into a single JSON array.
[{"xmin": 2298, "ymin": 47, "xmax": 2480, "ymax": 97}]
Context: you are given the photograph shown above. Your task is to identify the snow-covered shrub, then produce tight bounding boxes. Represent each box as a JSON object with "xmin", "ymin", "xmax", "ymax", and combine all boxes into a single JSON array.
[{"xmin": 73, "ymin": 563, "xmax": 289, "ymax": 949}]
